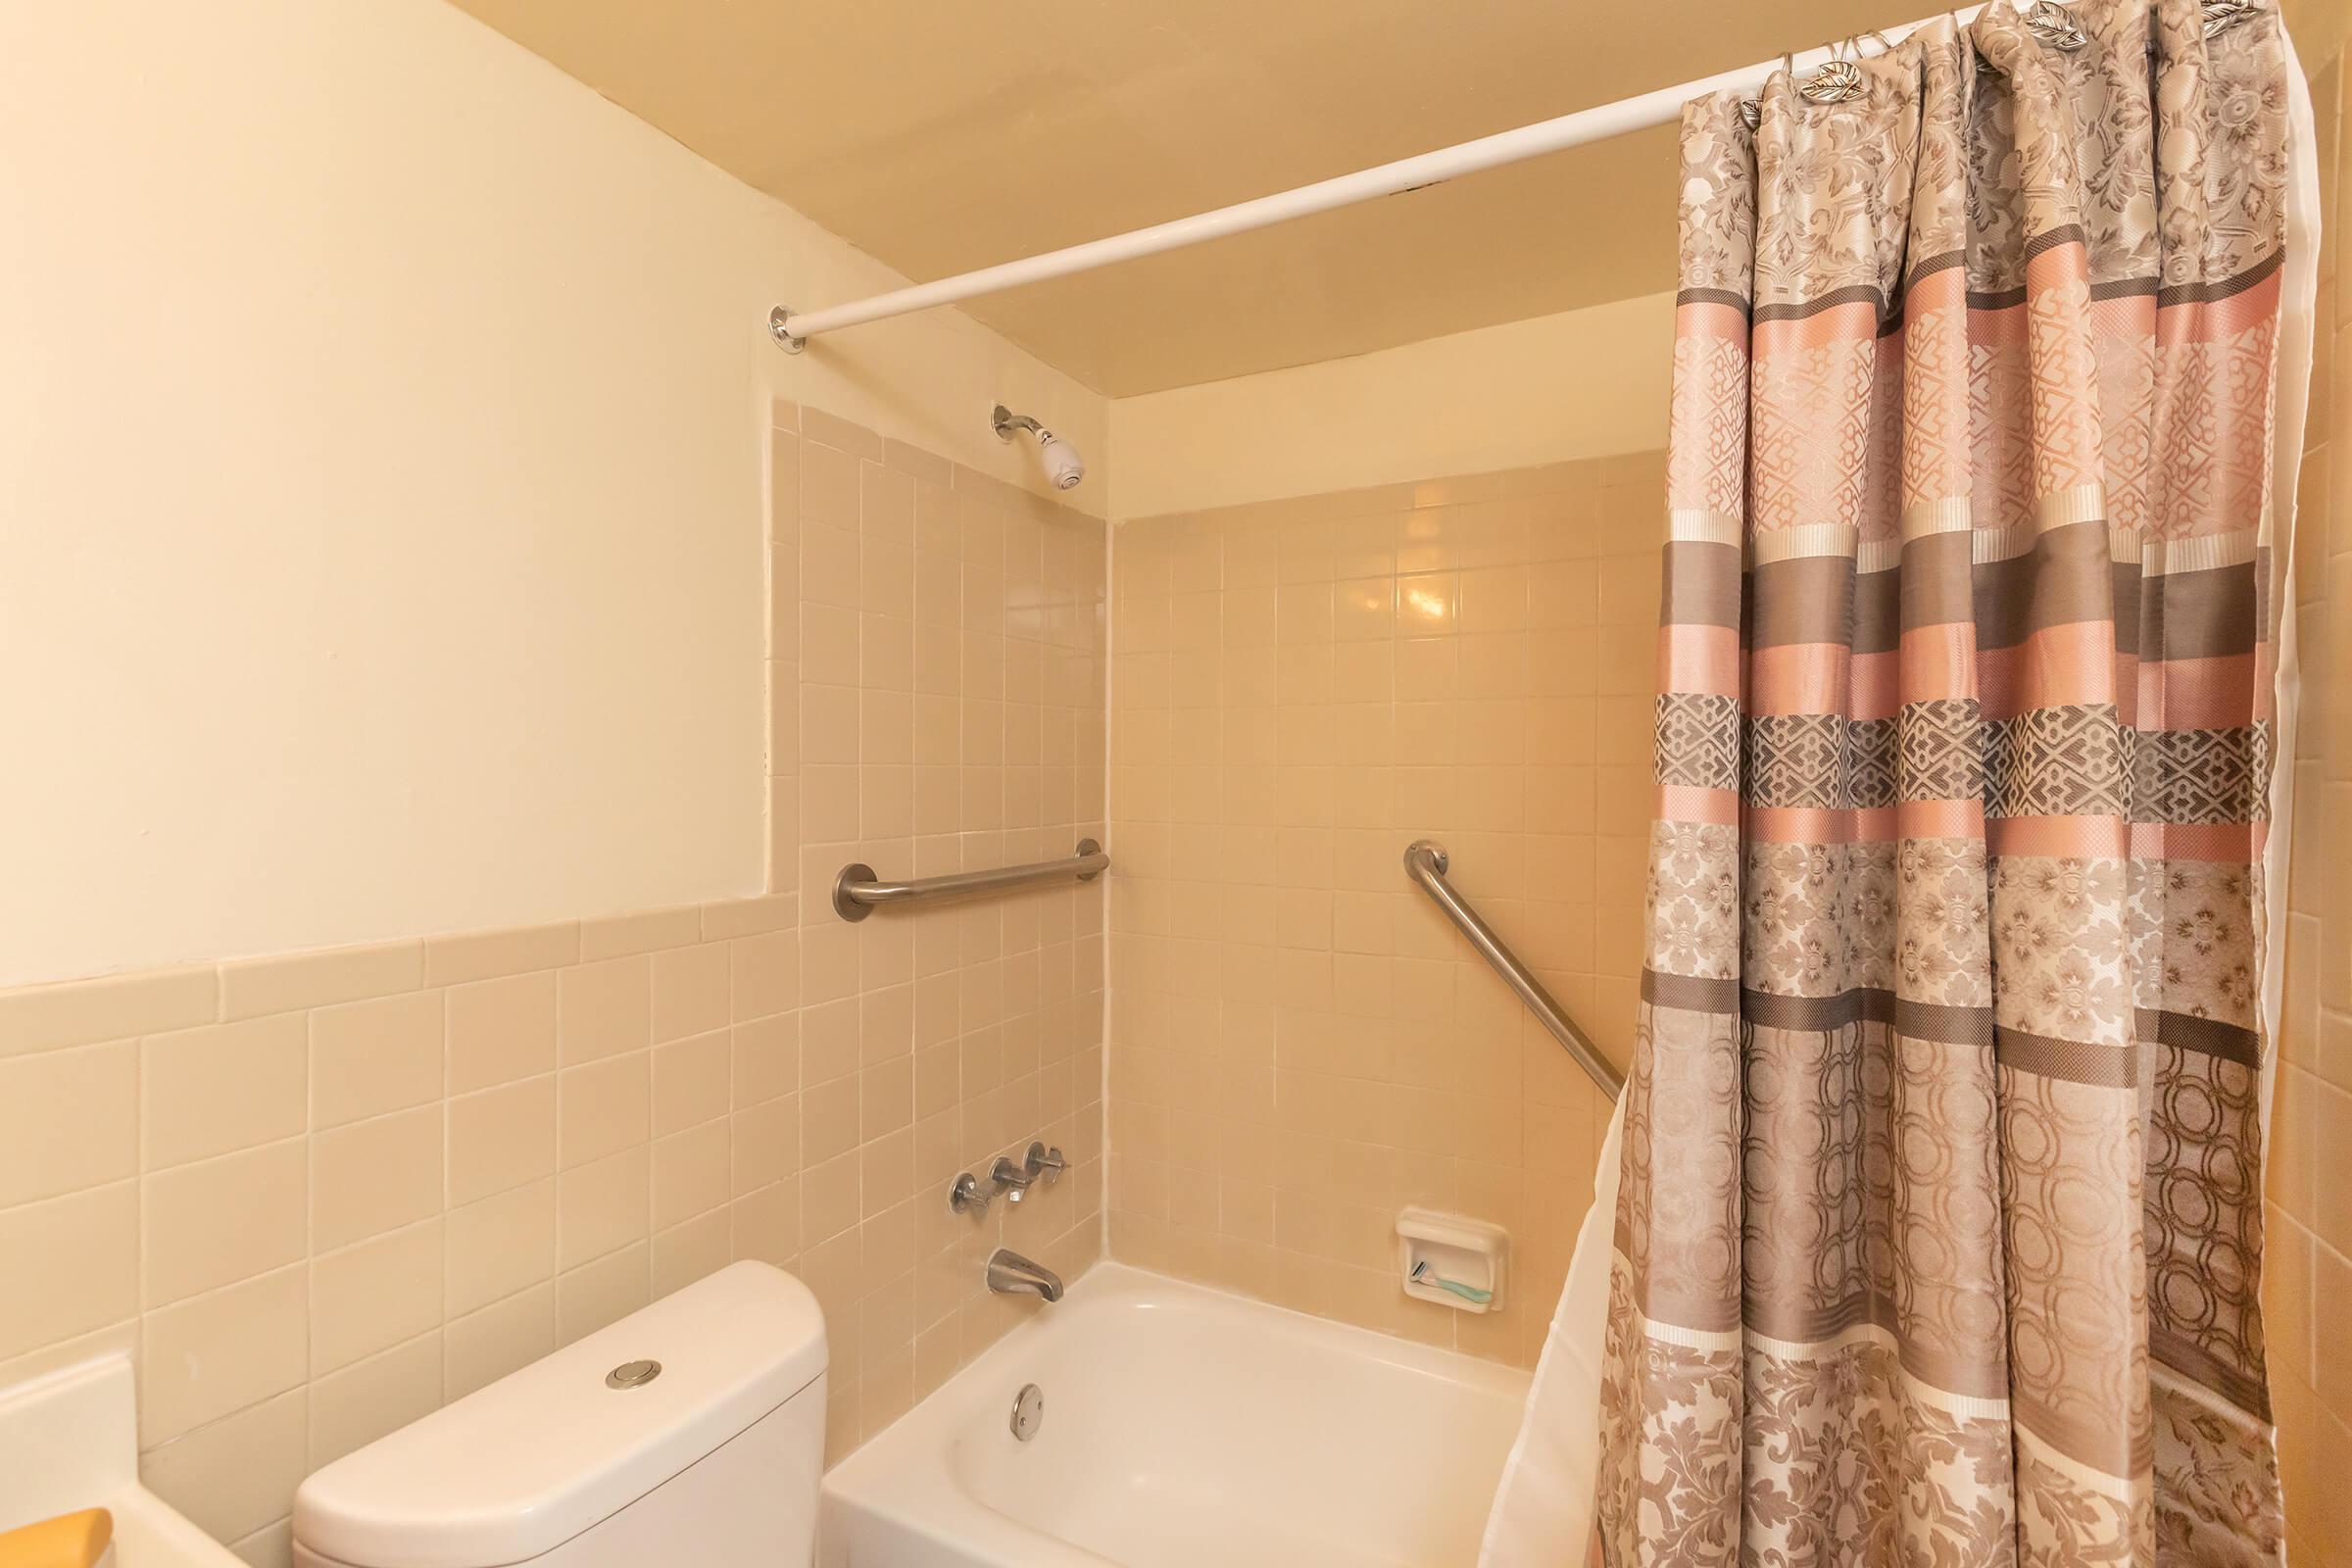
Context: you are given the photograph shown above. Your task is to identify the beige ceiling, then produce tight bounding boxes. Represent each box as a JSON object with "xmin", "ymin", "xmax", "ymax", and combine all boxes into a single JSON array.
[{"xmin": 451, "ymin": 0, "xmax": 1941, "ymax": 394}]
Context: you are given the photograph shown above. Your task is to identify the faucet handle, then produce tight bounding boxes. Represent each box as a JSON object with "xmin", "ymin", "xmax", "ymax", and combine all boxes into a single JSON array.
[
  {"xmin": 949, "ymin": 1171, "xmax": 992, "ymax": 1217},
  {"xmin": 990, "ymin": 1154, "xmax": 1037, "ymax": 1202},
  {"xmin": 1024, "ymin": 1142, "xmax": 1065, "ymax": 1186}
]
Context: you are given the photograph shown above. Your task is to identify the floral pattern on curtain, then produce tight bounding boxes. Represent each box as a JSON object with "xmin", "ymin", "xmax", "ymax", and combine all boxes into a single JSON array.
[{"xmin": 1595, "ymin": 0, "xmax": 2292, "ymax": 1562}]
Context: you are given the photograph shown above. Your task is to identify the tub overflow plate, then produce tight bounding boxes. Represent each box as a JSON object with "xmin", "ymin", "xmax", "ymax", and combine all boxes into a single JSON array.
[
  {"xmin": 606, "ymin": 1358, "xmax": 662, "ymax": 1390},
  {"xmin": 1009, "ymin": 1382, "xmax": 1044, "ymax": 1442}
]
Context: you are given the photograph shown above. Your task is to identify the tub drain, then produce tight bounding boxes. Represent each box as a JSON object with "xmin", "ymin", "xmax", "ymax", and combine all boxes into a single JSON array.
[{"xmin": 1009, "ymin": 1383, "xmax": 1044, "ymax": 1442}]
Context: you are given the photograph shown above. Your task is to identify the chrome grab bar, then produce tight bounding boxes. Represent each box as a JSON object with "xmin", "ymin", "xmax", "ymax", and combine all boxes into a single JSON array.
[
  {"xmin": 834, "ymin": 838, "xmax": 1108, "ymax": 922},
  {"xmin": 1402, "ymin": 840, "xmax": 1624, "ymax": 1100}
]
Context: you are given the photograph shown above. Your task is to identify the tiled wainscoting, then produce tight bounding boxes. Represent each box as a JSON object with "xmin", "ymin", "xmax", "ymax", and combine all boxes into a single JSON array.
[
  {"xmin": 0, "ymin": 400, "xmax": 1107, "ymax": 1565},
  {"xmin": 1104, "ymin": 451, "xmax": 1664, "ymax": 1367}
]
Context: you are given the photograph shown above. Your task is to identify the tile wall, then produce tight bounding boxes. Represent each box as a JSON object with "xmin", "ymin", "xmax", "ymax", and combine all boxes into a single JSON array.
[
  {"xmin": 1103, "ymin": 452, "xmax": 1664, "ymax": 1366},
  {"xmin": 0, "ymin": 403, "xmax": 1105, "ymax": 1565},
  {"xmin": 2271, "ymin": 36, "xmax": 2352, "ymax": 1568},
  {"xmin": 765, "ymin": 398, "xmax": 1109, "ymax": 1465}
]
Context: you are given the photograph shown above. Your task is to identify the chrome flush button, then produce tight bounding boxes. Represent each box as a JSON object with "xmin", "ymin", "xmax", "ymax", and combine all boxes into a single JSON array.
[{"xmin": 606, "ymin": 1359, "xmax": 662, "ymax": 1389}]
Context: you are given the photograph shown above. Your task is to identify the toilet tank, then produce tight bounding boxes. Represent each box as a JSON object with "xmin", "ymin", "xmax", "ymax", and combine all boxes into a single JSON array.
[{"xmin": 292, "ymin": 1262, "xmax": 825, "ymax": 1568}]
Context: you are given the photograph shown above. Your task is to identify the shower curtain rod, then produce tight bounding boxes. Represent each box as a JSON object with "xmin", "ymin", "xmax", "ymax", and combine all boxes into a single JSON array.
[{"xmin": 767, "ymin": 2, "xmax": 2002, "ymax": 352}]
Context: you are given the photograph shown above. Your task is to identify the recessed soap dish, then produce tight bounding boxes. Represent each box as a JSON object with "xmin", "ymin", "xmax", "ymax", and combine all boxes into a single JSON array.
[{"xmin": 1396, "ymin": 1207, "xmax": 1507, "ymax": 1314}]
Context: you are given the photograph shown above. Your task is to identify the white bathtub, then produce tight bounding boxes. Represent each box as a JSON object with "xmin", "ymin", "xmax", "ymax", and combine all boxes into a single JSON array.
[{"xmin": 818, "ymin": 1264, "xmax": 1532, "ymax": 1568}]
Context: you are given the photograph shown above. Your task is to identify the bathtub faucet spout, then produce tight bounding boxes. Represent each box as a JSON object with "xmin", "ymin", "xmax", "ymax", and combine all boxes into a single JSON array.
[{"xmin": 986, "ymin": 1249, "xmax": 1063, "ymax": 1302}]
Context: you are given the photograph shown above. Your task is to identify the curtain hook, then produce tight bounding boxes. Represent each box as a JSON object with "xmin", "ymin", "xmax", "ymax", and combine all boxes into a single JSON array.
[
  {"xmin": 1798, "ymin": 35, "xmax": 1869, "ymax": 103},
  {"xmin": 2023, "ymin": 0, "xmax": 2089, "ymax": 50},
  {"xmin": 2199, "ymin": 0, "xmax": 2258, "ymax": 37}
]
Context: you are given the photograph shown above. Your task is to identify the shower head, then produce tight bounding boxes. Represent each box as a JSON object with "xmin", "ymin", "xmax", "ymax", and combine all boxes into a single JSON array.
[
  {"xmin": 1037, "ymin": 435, "xmax": 1085, "ymax": 491},
  {"xmin": 992, "ymin": 404, "xmax": 1086, "ymax": 491}
]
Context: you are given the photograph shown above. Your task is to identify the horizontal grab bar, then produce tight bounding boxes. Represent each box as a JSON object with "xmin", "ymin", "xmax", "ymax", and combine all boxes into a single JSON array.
[
  {"xmin": 1402, "ymin": 840, "xmax": 1624, "ymax": 1101},
  {"xmin": 834, "ymin": 839, "xmax": 1108, "ymax": 922}
]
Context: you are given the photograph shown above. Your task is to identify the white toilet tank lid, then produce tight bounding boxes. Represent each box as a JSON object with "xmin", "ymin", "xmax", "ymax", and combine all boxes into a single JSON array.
[{"xmin": 292, "ymin": 1261, "xmax": 825, "ymax": 1568}]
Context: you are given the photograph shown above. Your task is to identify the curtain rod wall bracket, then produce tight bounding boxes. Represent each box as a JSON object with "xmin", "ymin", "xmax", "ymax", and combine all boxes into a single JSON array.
[{"xmin": 768, "ymin": 305, "xmax": 806, "ymax": 355}]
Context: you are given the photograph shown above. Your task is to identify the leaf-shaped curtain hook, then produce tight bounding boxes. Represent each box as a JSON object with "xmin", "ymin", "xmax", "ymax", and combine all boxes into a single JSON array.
[
  {"xmin": 2200, "ymin": 0, "xmax": 2259, "ymax": 38},
  {"xmin": 2024, "ymin": 1, "xmax": 2089, "ymax": 50},
  {"xmin": 1797, "ymin": 56, "xmax": 1866, "ymax": 104}
]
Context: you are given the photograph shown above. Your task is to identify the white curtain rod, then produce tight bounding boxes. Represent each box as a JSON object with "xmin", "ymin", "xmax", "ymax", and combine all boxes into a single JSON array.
[{"xmin": 768, "ymin": 3, "xmax": 2013, "ymax": 351}]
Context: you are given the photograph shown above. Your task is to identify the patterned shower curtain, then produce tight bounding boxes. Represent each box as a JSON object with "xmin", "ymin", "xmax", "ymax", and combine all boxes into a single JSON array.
[{"xmin": 1598, "ymin": 0, "xmax": 2292, "ymax": 1561}]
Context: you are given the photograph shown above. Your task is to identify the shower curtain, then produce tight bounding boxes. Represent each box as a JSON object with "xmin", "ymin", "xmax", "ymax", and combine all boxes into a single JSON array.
[{"xmin": 1564, "ymin": 0, "xmax": 2303, "ymax": 1562}]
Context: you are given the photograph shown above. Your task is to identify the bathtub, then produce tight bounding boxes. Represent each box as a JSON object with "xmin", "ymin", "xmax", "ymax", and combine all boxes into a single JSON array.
[{"xmin": 818, "ymin": 1263, "xmax": 1532, "ymax": 1568}]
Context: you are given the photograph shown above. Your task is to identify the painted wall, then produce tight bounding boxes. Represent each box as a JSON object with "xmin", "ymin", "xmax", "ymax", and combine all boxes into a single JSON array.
[
  {"xmin": 0, "ymin": 0, "xmax": 1106, "ymax": 988},
  {"xmin": 1108, "ymin": 291, "xmax": 1675, "ymax": 518}
]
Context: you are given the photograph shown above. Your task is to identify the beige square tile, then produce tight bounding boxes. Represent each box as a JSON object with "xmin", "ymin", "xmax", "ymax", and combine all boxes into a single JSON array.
[
  {"xmin": 0, "ymin": 1038, "xmax": 136, "ymax": 1207},
  {"xmin": 801, "ymin": 1153, "xmax": 860, "ymax": 1249},
  {"xmin": 144, "ymin": 1139, "xmax": 307, "ymax": 1307},
  {"xmin": 861, "ymin": 1056, "xmax": 913, "ymax": 1141},
  {"xmin": 446, "ymin": 972, "xmax": 558, "ymax": 1094},
  {"xmin": 732, "ymin": 1015, "xmax": 799, "ymax": 1108},
  {"xmin": 137, "ymin": 1388, "xmax": 307, "ymax": 1546},
  {"xmin": 1460, "ymin": 565, "xmax": 1530, "ymax": 633},
  {"xmin": 0, "ymin": 967, "xmax": 214, "ymax": 1060},
  {"xmin": 559, "ymin": 1146, "xmax": 651, "ymax": 1270},
  {"xmin": 445, "ymin": 1281, "xmax": 557, "ymax": 1399},
  {"xmin": 560, "ymin": 1053, "xmax": 650, "ymax": 1169},
  {"xmin": 308, "ymin": 1331, "xmax": 440, "ymax": 1469},
  {"xmin": 143, "ymin": 1015, "xmax": 306, "ymax": 1170},
  {"xmin": 804, "ymin": 764, "xmax": 859, "ymax": 840},
  {"xmin": 652, "ymin": 944, "xmax": 731, "ymax": 1044},
  {"xmin": 732, "ymin": 931, "xmax": 798, "ymax": 1021},
  {"xmin": 864, "ymin": 538, "xmax": 916, "ymax": 618},
  {"xmin": 220, "ymin": 942, "xmax": 421, "ymax": 1021},
  {"xmin": 0, "ymin": 1180, "xmax": 137, "ymax": 1361},
  {"xmin": 557, "ymin": 1243, "xmax": 650, "ymax": 1341},
  {"xmin": 313, "ymin": 1107, "xmax": 441, "ymax": 1252},
  {"xmin": 804, "ymin": 683, "xmax": 859, "ymax": 765},
  {"xmin": 447, "ymin": 1075, "xmax": 557, "ymax": 1206},
  {"xmin": 558, "ymin": 956, "xmax": 653, "ymax": 1063},
  {"xmin": 653, "ymin": 1120, "xmax": 732, "ymax": 1230},
  {"xmin": 446, "ymin": 1178, "xmax": 558, "ymax": 1318},
  {"xmin": 733, "ymin": 1095, "xmax": 800, "ymax": 1196},
  {"xmin": 654, "ymin": 1029, "xmax": 731, "ymax": 1137},
  {"xmin": 312, "ymin": 991, "xmax": 443, "ymax": 1128},
  {"xmin": 804, "ymin": 603, "xmax": 860, "ymax": 686},
  {"xmin": 653, "ymin": 1209, "xmax": 734, "ymax": 1298},
  {"xmin": 141, "ymin": 1264, "xmax": 308, "ymax": 1446},
  {"xmin": 802, "ymin": 1075, "xmax": 859, "ymax": 1167},
  {"xmin": 311, "ymin": 1219, "xmax": 442, "ymax": 1376},
  {"xmin": 730, "ymin": 1179, "xmax": 801, "ymax": 1267}
]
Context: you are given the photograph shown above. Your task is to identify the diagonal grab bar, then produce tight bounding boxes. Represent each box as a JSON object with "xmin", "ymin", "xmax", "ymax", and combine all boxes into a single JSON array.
[
  {"xmin": 1403, "ymin": 840, "xmax": 1624, "ymax": 1101},
  {"xmin": 834, "ymin": 839, "xmax": 1108, "ymax": 922}
]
